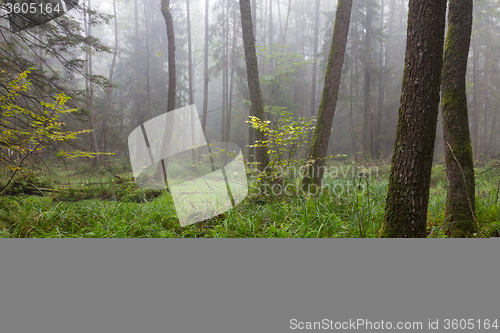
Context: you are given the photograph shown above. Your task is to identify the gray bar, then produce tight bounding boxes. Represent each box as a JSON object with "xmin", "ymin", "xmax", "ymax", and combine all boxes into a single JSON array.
[{"xmin": 0, "ymin": 240, "xmax": 498, "ymax": 333}]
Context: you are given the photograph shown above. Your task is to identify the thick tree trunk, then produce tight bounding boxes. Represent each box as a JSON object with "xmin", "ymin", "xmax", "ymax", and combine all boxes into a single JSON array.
[
  {"xmin": 441, "ymin": 0, "xmax": 476, "ymax": 237},
  {"xmin": 239, "ymin": 0, "xmax": 270, "ymax": 170},
  {"xmin": 252, "ymin": 0, "xmax": 256, "ymax": 36},
  {"xmin": 380, "ymin": 0, "xmax": 447, "ymax": 238},
  {"xmin": 301, "ymin": 0, "xmax": 353, "ymax": 189}
]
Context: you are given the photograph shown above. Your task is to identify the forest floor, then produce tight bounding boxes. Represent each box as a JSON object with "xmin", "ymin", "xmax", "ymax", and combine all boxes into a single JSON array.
[{"xmin": 1, "ymin": 157, "xmax": 499, "ymax": 238}]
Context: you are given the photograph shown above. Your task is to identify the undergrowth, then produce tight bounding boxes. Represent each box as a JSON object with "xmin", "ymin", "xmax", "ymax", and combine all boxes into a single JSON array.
[{"xmin": 0, "ymin": 160, "xmax": 499, "ymax": 238}]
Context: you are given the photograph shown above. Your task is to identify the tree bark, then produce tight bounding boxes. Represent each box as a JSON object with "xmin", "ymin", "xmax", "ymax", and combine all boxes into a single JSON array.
[
  {"xmin": 144, "ymin": 0, "xmax": 152, "ymax": 118},
  {"xmin": 301, "ymin": 0, "xmax": 353, "ymax": 189},
  {"xmin": 186, "ymin": 0, "xmax": 194, "ymax": 106},
  {"xmin": 160, "ymin": 0, "xmax": 177, "ymax": 185},
  {"xmin": 281, "ymin": 0, "xmax": 291, "ymax": 46},
  {"xmin": 309, "ymin": 0, "xmax": 321, "ymax": 118},
  {"xmin": 86, "ymin": 0, "xmax": 99, "ymax": 163},
  {"xmin": 363, "ymin": 0, "xmax": 373, "ymax": 158},
  {"xmin": 239, "ymin": 0, "xmax": 270, "ymax": 170},
  {"xmin": 227, "ymin": 5, "xmax": 237, "ymax": 143},
  {"xmin": 101, "ymin": 0, "xmax": 119, "ymax": 153},
  {"xmin": 135, "ymin": 0, "xmax": 143, "ymax": 127},
  {"xmin": 380, "ymin": 0, "xmax": 447, "ymax": 238},
  {"xmin": 471, "ymin": 30, "xmax": 479, "ymax": 158},
  {"xmin": 201, "ymin": 0, "xmax": 209, "ymax": 135},
  {"xmin": 161, "ymin": 0, "xmax": 176, "ymax": 113},
  {"xmin": 375, "ymin": 0, "xmax": 384, "ymax": 159},
  {"xmin": 186, "ymin": 0, "xmax": 197, "ymax": 163},
  {"xmin": 441, "ymin": 0, "xmax": 476, "ymax": 237}
]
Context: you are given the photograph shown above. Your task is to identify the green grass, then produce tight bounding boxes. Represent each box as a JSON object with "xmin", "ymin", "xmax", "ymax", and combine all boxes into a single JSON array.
[{"xmin": 1, "ymin": 160, "xmax": 499, "ymax": 238}]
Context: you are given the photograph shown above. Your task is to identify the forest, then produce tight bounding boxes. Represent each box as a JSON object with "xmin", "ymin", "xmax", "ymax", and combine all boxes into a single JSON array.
[{"xmin": 0, "ymin": 0, "xmax": 499, "ymax": 238}]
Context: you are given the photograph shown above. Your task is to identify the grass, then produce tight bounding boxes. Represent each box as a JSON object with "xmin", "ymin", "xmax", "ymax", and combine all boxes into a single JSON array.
[{"xmin": 0, "ymin": 159, "xmax": 499, "ymax": 238}]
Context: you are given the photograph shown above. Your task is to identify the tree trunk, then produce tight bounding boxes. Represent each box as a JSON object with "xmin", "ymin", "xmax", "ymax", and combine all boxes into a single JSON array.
[
  {"xmin": 268, "ymin": 0, "xmax": 273, "ymax": 73},
  {"xmin": 186, "ymin": 0, "xmax": 194, "ymax": 106},
  {"xmin": 102, "ymin": 0, "xmax": 119, "ymax": 154},
  {"xmin": 441, "ymin": 0, "xmax": 476, "ymax": 237},
  {"xmin": 375, "ymin": 0, "xmax": 384, "ymax": 159},
  {"xmin": 472, "ymin": 30, "xmax": 479, "ymax": 158},
  {"xmin": 201, "ymin": 0, "xmax": 209, "ymax": 135},
  {"xmin": 301, "ymin": 0, "xmax": 353, "ymax": 189},
  {"xmin": 134, "ymin": 0, "xmax": 142, "ymax": 127},
  {"xmin": 252, "ymin": 0, "xmax": 256, "ymax": 36},
  {"xmin": 160, "ymin": 0, "xmax": 177, "ymax": 184},
  {"xmin": 87, "ymin": 0, "xmax": 99, "ymax": 163},
  {"xmin": 144, "ymin": 0, "xmax": 152, "ymax": 118},
  {"xmin": 186, "ymin": 0, "xmax": 197, "ymax": 163},
  {"xmin": 281, "ymin": 0, "xmax": 291, "ymax": 46},
  {"xmin": 161, "ymin": 0, "xmax": 176, "ymax": 113},
  {"xmin": 310, "ymin": 0, "xmax": 321, "ymax": 118},
  {"xmin": 363, "ymin": 0, "xmax": 373, "ymax": 158},
  {"xmin": 380, "ymin": 0, "xmax": 447, "ymax": 238},
  {"xmin": 350, "ymin": 45, "xmax": 357, "ymax": 156},
  {"xmin": 227, "ymin": 5, "xmax": 237, "ymax": 143},
  {"xmin": 239, "ymin": 0, "xmax": 270, "ymax": 170},
  {"xmin": 277, "ymin": 0, "xmax": 282, "ymax": 46}
]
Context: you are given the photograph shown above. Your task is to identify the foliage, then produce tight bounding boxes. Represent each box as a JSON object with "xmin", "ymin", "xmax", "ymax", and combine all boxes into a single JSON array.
[
  {"xmin": 0, "ymin": 69, "xmax": 111, "ymax": 193},
  {"xmin": 1, "ymin": 163, "xmax": 498, "ymax": 238},
  {"xmin": 246, "ymin": 107, "xmax": 316, "ymax": 186}
]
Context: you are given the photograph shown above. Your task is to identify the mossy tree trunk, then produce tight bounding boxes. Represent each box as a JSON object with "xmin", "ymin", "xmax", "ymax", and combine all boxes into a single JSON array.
[
  {"xmin": 239, "ymin": 0, "xmax": 270, "ymax": 170},
  {"xmin": 379, "ymin": 0, "xmax": 447, "ymax": 238},
  {"xmin": 441, "ymin": 0, "xmax": 477, "ymax": 237},
  {"xmin": 301, "ymin": 0, "xmax": 353, "ymax": 189}
]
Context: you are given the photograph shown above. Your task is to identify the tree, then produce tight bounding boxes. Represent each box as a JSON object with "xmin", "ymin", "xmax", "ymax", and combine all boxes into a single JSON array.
[
  {"xmin": 239, "ymin": 0, "xmax": 270, "ymax": 170},
  {"xmin": 379, "ymin": 0, "xmax": 447, "ymax": 238},
  {"xmin": 441, "ymin": 0, "xmax": 477, "ymax": 237},
  {"xmin": 160, "ymin": 0, "xmax": 177, "ymax": 184},
  {"xmin": 0, "ymin": 70, "xmax": 96, "ymax": 193},
  {"xmin": 201, "ymin": 0, "xmax": 210, "ymax": 135},
  {"xmin": 85, "ymin": 0, "xmax": 99, "ymax": 164},
  {"xmin": 309, "ymin": 0, "xmax": 321, "ymax": 118},
  {"xmin": 161, "ymin": 0, "xmax": 176, "ymax": 113},
  {"xmin": 101, "ymin": 0, "xmax": 119, "ymax": 154},
  {"xmin": 301, "ymin": 0, "xmax": 353, "ymax": 189},
  {"xmin": 363, "ymin": 0, "xmax": 373, "ymax": 158},
  {"xmin": 374, "ymin": 0, "xmax": 385, "ymax": 159}
]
